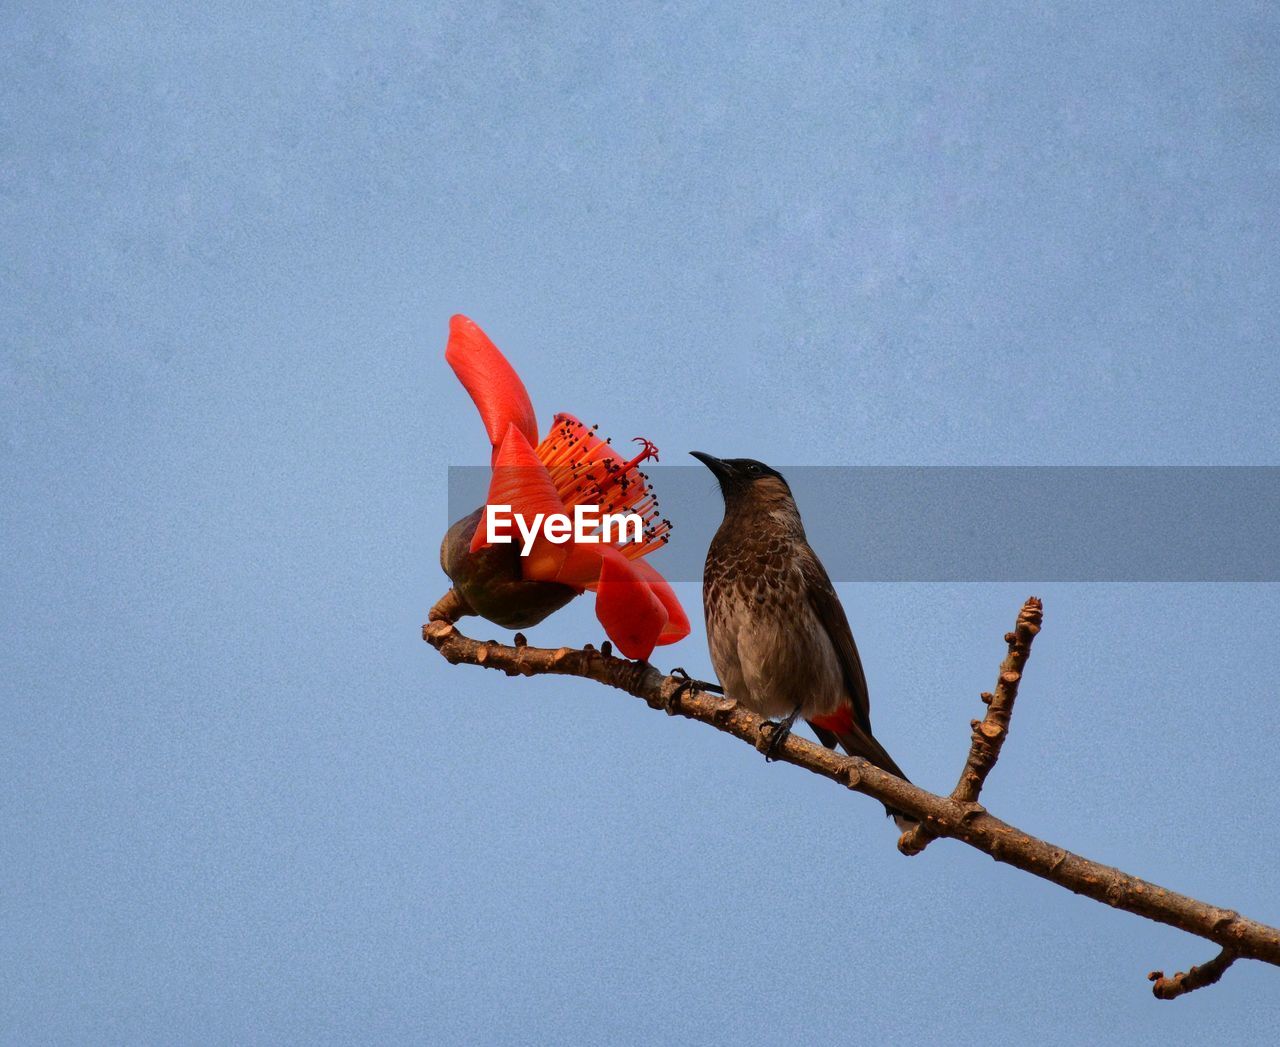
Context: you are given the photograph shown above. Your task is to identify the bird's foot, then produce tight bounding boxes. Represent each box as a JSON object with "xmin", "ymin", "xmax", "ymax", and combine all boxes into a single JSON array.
[
  {"xmin": 665, "ymin": 667, "xmax": 721, "ymax": 715},
  {"xmin": 669, "ymin": 667, "xmax": 724, "ymax": 694},
  {"xmin": 759, "ymin": 707, "xmax": 802, "ymax": 762}
]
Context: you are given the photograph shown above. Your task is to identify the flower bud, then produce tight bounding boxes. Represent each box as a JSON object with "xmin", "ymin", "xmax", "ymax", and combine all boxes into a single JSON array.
[{"xmin": 439, "ymin": 508, "xmax": 578, "ymax": 629}]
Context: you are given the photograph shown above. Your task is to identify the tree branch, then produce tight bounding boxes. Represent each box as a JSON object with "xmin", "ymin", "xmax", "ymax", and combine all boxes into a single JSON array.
[
  {"xmin": 1149, "ymin": 948, "xmax": 1238, "ymax": 1000},
  {"xmin": 423, "ymin": 591, "xmax": 1280, "ymax": 997},
  {"xmin": 897, "ymin": 597, "xmax": 1042, "ymax": 856}
]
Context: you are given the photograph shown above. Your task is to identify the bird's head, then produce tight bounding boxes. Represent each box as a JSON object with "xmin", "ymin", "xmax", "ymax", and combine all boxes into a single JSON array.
[{"xmin": 690, "ymin": 451, "xmax": 795, "ymax": 510}]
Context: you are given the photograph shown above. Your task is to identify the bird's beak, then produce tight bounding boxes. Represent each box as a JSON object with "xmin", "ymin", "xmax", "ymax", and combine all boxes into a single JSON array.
[{"xmin": 690, "ymin": 451, "xmax": 731, "ymax": 481}]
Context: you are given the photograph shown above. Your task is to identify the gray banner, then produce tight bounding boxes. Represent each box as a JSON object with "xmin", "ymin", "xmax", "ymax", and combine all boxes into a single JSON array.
[{"xmin": 447, "ymin": 466, "xmax": 1280, "ymax": 582}]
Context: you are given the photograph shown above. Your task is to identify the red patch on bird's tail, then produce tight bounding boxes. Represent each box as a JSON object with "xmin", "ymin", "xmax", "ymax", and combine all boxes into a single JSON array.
[{"xmin": 809, "ymin": 706, "xmax": 855, "ymax": 735}]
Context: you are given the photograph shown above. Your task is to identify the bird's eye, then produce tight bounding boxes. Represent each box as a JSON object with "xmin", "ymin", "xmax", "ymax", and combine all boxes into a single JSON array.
[{"xmin": 747, "ymin": 464, "xmax": 761, "ymax": 476}]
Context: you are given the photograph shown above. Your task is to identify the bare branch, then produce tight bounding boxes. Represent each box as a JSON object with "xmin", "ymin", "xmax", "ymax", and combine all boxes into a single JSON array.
[
  {"xmin": 1149, "ymin": 948, "xmax": 1238, "ymax": 999},
  {"xmin": 422, "ymin": 591, "xmax": 1280, "ymax": 996},
  {"xmin": 898, "ymin": 597, "xmax": 1043, "ymax": 856}
]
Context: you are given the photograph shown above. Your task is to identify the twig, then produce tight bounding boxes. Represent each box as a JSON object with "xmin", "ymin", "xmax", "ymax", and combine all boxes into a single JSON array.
[
  {"xmin": 422, "ymin": 591, "xmax": 1280, "ymax": 996},
  {"xmin": 898, "ymin": 597, "xmax": 1042, "ymax": 856},
  {"xmin": 430, "ymin": 588, "xmax": 471, "ymax": 623},
  {"xmin": 1149, "ymin": 948, "xmax": 1238, "ymax": 999}
]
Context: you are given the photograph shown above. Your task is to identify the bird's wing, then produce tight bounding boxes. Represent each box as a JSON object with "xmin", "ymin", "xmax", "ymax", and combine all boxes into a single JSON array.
[
  {"xmin": 800, "ymin": 543, "xmax": 912, "ymax": 787},
  {"xmin": 799, "ymin": 544, "xmax": 873, "ymax": 736}
]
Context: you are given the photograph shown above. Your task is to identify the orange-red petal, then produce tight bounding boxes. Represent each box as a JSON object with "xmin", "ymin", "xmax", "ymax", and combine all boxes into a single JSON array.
[
  {"xmin": 474, "ymin": 424, "xmax": 604, "ymax": 589},
  {"xmin": 525, "ymin": 536, "xmax": 606, "ymax": 589},
  {"xmin": 472, "ymin": 424, "xmax": 566, "ymax": 554},
  {"xmin": 625, "ymin": 558, "xmax": 691, "ymax": 644},
  {"xmin": 594, "ymin": 549, "xmax": 668, "ymax": 661},
  {"xmin": 446, "ymin": 314, "xmax": 539, "ymax": 463}
]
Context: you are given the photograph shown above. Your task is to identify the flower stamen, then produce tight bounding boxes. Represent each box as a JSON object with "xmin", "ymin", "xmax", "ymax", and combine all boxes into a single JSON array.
[{"xmin": 532, "ymin": 415, "xmax": 673, "ymax": 557}]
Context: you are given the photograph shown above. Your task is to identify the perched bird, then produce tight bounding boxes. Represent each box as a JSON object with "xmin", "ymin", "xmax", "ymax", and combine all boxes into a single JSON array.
[{"xmin": 691, "ymin": 452, "xmax": 914, "ymax": 830}]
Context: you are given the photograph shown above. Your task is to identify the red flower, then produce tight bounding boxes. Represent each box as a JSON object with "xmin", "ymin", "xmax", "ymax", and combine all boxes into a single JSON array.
[{"xmin": 443, "ymin": 315, "xmax": 690, "ymax": 660}]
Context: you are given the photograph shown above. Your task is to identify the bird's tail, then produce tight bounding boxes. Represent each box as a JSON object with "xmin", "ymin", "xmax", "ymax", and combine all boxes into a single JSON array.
[
  {"xmin": 810, "ymin": 710, "xmax": 916, "ymax": 831},
  {"xmin": 835, "ymin": 730, "xmax": 917, "ymax": 832}
]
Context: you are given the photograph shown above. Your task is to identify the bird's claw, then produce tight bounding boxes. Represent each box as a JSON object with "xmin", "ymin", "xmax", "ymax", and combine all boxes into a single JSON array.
[
  {"xmin": 759, "ymin": 720, "xmax": 789, "ymax": 761},
  {"xmin": 666, "ymin": 667, "xmax": 696, "ymax": 714},
  {"xmin": 665, "ymin": 667, "xmax": 723, "ymax": 715},
  {"xmin": 759, "ymin": 708, "xmax": 801, "ymax": 762}
]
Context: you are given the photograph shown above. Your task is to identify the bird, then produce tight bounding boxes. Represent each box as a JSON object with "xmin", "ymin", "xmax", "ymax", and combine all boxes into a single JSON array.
[{"xmin": 690, "ymin": 451, "xmax": 915, "ymax": 830}]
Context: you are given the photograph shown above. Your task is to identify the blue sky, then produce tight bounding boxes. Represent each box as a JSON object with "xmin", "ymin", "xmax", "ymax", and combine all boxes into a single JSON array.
[{"xmin": 3, "ymin": 2, "xmax": 1279, "ymax": 1043}]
